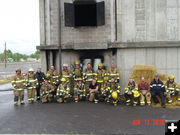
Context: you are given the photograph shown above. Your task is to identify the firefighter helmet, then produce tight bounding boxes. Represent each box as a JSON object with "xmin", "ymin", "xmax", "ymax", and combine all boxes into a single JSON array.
[
  {"xmin": 98, "ymin": 63, "xmax": 103, "ymax": 67},
  {"xmin": 112, "ymin": 91, "xmax": 118, "ymax": 100},
  {"xmin": 75, "ymin": 61, "xmax": 80, "ymax": 65},
  {"xmin": 133, "ymin": 90, "xmax": 140, "ymax": 98},
  {"xmin": 28, "ymin": 68, "xmax": 34, "ymax": 72},
  {"xmin": 61, "ymin": 78, "xmax": 66, "ymax": 82},
  {"xmin": 169, "ymin": 75, "xmax": 174, "ymax": 80},
  {"xmin": 63, "ymin": 64, "xmax": 68, "ymax": 67}
]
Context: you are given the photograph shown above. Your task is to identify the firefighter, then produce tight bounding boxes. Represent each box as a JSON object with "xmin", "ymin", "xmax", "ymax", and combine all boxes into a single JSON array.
[
  {"xmin": 108, "ymin": 64, "xmax": 120, "ymax": 83},
  {"xmin": 72, "ymin": 61, "xmax": 83, "ymax": 87},
  {"xmin": 47, "ymin": 65, "xmax": 59, "ymax": 96},
  {"xmin": 83, "ymin": 63, "xmax": 94, "ymax": 97},
  {"xmin": 74, "ymin": 78, "xmax": 86, "ymax": 102},
  {"xmin": 124, "ymin": 79, "xmax": 139, "ymax": 106},
  {"xmin": 56, "ymin": 78, "xmax": 71, "ymax": 103},
  {"xmin": 101, "ymin": 76, "xmax": 110, "ymax": 102},
  {"xmin": 89, "ymin": 79, "xmax": 99, "ymax": 103},
  {"xmin": 25, "ymin": 68, "xmax": 38, "ymax": 103},
  {"xmin": 35, "ymin": 68, "xmax": 45, "ymax": 100},
  {"xmin": 95, "ymin": 63, "xmax": 106, "ymax": 95},
  {"xmin": 11, "ymin": 69, "xmax": 26, "ymax": 105},
  {"xmin": 40, "ymin": 79, "xmax": 54, "ymax": 103},
  {"xmin": 107, "ymin": 78, "xmax": 121, "ymax": 106},
  {"xmin": 165, "ymin": 75, "xmax": 180, "ymax": 104},
  {"xmin": 61, "ymin": 64, "xmax": 72, "ymax": 85},
  {"xmin": 150, "ymin": 74, "xmax": 165, "ymax": 108},
  {"xmin": 138, "ymin": 77, "xmax": 151, "ymax": 106}
]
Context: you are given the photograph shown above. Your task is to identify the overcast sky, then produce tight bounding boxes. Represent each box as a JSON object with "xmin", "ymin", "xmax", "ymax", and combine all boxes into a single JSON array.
[{"xmin": 0, "ymin": 0, "xmax": 39, "ymax": 55}]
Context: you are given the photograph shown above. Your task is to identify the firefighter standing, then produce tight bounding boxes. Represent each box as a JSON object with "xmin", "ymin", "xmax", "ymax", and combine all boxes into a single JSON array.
[
  {"xmin": 165, "ymin": 75, "xmax": 180, "ymax": 104},
  {"xmin": 95, "ymin": 63, "xmax": 106, "ymax": 95},
  {"xmin": 40, "ymin": 79, "xmax": 54, "ymax": 103},
  {"xmin": 124, "ymin": 79, "xmax": 139, "ymax": 106},
  {"xmin": 150, "ymin": 74, "xmax": 165, "ymax": 108},
  {"xmin": 47, "ymin": 65, "xmax": 59, "ymax": 96},
  {"xmin": 72, "ymin": 61, "xmax": 83, "ymax": 87},
  {"xmin": 25, "ymin": 68, "xmax": 38, "ymax": 103},
  {"xmin": 83, "ymin": 63, "xmax": 94, "ymax": 98},
  {"xmin": 108, "ymin": 64, "xmax": 120, "ymax": 83},
  {"xmin": 56, "ymin": 78, "xmax": 71, "ymax": 103},
  {"xmin": 11, "ymin": 69, "xmax": 26, "ymax": 105},
  {"xmin": 61, "ymin": 64, "xmax": 72, "ymax": 85},
  {"xmin": 35, "ymin": 68, "xmax": 45, "ymax": 100},
  {"xmin": 138, "ymin": 77, "xmax": 151, "ymax": 106},
  {"xmin": 74, "ymin": 78, "xmax": 86, "ymax": 102},
  {"xmin": 107, "ymin": 78, "xmax": 121, "ymax": 106}
]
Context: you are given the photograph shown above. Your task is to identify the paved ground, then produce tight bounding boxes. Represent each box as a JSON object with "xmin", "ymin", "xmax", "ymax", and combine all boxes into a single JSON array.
[
  {"xmin": 0, "ymin": 90, "xmax": 179, "ymax": 135},
  {"xmin": 0, "ymin": 83, "xmax": 13, "ymax": 91}
]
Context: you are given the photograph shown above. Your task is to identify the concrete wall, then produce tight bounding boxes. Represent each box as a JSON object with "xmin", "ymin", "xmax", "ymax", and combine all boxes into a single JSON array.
[
  {"xmin": 39, "ymin": 0, "xmax": 115, "ymax": 46},
  {"xmin": 117, "ymin": 0, "xmax": 180, "ymax": 42},
  {"xmin": 117, "ymin": 47, "xmax": 180, "ymax": 90},
  {"xmin": 60, "ymin": 0, "xmax": 114, "ymax": 44}
]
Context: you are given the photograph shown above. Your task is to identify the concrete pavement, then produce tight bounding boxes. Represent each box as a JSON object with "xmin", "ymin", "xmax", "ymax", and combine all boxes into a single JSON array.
[{"xmin": 0, "ymin": 91, "xmax": 180, "ymax": 134}]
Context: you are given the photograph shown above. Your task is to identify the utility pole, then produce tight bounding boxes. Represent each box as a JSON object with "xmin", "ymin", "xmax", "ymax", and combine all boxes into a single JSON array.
[{"xmin": 4, "ymin": 42, "xmax": 7, "ymax": 68}]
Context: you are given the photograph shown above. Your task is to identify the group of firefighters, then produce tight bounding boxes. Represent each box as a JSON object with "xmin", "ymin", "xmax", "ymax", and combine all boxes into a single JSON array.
[{"xmin": 11, "ymin": 61, "xmax": 180, "ymax": 107}]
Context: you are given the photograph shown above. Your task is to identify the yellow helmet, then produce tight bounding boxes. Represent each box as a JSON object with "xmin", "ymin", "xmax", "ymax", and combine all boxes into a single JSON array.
[
  {"xmin": 61, "ymin": 78, "xmax": 66, "ymax": 82},
  {"xmin": 169, "ymin": 75, "xmax": 174, "ymax": 80},
  {"xmin": 46, "ymin": 73, "xmax": 50, "ymax": 79},
  {"xmin": 112, "ymin": 91, "xmax": 118, "ymax": 99},
  {"xmin": 75, "ymin": 61, "xmax": 80, "ymax": 65},
  {"xmin": 98, "ymin": 63, "xmax": 103, "ymax": 67},
  {"xmin": 133, "ymin": 90, "xmax": 140, "ymax": 98}
]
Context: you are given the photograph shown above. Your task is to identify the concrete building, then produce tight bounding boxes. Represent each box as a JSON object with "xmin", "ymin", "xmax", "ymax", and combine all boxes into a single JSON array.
[{"xmin": 37, "ymin": 0, "xmax": 180, "ymax": 89}]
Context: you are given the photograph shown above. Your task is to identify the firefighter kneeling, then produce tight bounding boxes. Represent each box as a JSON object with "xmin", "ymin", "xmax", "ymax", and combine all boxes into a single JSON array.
[
  {"xmin": 165, "ymin": 75, "xmax": 180, "ymax": 104},
  {"xmin": 89, "ymin": 79, "xmax": 99, "ymax": 103},
  {"xmin": 74, "ymin": 78, "xmax": 86, "ymax": 102},
  {"xmin": 138, "ymin": 77, "xmax": 151, "ymax": 106},
  {"xmin": 124, "ymin": 79, "xmax": 140, "ymax": 106},
  {"xmin": 107, "ymin": 78, "xmax": 121, "ymax": 106},
  {"xmin": 56, "ymin": 78, "xmax": 71, "ymax": 103},
  {"xmin": 40, "ymin": 79, "xmax": 54, "ymax": 103}
]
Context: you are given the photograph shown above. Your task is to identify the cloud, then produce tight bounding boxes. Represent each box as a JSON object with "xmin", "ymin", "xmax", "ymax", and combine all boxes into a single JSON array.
[{"xmin": 0, "ymin": 0, "xmax": 40, "ymax": 55}]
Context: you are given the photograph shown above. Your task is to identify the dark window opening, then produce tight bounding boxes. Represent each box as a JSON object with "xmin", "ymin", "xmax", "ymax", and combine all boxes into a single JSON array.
[
  {"xmin": 52, "ymin": 50, "xmax": 57, "ymax": 69},
  {"xmin": 64, "ymin": 1, "xmax": 105, "ymax": 27},
  {"xmin": 75, "ymin": 3, "xmax": 97, "ymax": 26}
]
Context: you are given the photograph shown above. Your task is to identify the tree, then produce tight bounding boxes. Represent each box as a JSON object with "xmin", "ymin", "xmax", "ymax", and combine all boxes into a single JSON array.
[{"xmin": 29, "ymin": 50, "xmax": 40, "ymax": 59}]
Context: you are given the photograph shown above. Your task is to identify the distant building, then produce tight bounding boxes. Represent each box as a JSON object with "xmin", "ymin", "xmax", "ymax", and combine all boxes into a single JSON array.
[
  {"xmin": 37, "ymin": 0, "xmax": 180, "ymax": 89},
  {"xmin": 27, "ymin": 58, "xmax": 37, "ymax": 62},
  {"xmin": 20, "ymin": 58, "xmax": 25, "ymax": 62},
  {"xmin": 7, "ymin": 58, "xmax": 14, "ymax": 63}
]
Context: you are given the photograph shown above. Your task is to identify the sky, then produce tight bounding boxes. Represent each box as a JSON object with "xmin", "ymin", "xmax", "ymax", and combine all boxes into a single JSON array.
[{"xmin": 0, "ymin": 0, "xmax": 39, "ymax": 55}]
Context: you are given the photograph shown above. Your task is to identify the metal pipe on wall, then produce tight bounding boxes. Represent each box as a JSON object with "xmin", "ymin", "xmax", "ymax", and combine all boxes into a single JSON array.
[
  {"xmin": 115, "ymin": 0, "xmax": 117, "ymax": 41},
  {"xmin": 44, "ymin": 0, "xmax": 46, "ymax": 45},
  {"xmin": 58, "ymin": 0, "xmax": 62, "ymax": 74}
]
